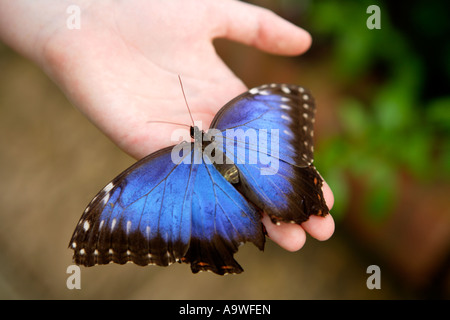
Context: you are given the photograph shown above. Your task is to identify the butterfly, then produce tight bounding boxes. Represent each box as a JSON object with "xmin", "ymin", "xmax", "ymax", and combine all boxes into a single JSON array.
[{"xmin": 69, "ymin": 83, "xmax": 329, "ymax": 275}]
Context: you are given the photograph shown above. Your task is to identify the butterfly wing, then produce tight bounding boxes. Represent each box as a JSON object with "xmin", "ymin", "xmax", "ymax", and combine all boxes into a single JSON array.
[
  {"xmin": 209, "ymin": 84, "xmax": 329, "ymax": 224},
  {"xmin": 69, "ymin": 142, "xmax": 264, "ymax": 275}
]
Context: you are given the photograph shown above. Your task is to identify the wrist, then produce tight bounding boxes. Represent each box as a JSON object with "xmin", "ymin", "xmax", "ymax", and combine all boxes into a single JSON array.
[{"xmin": 0, "ymin": 1, "xmax": 93, "ymax": 67}]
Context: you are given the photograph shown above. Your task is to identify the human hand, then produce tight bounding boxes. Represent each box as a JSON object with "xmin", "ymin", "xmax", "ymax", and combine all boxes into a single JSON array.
[{"xmin": 0, "ymin": 0, "xmax": 334, "ymax": 251}]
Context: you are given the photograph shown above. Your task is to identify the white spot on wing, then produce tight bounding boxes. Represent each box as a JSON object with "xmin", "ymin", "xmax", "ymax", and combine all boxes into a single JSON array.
[
  {"xmin": 126, "ymin": 220, "xmax": 132, "ymax": 235},
  {"xmin": 101, "ymin": 193, "xmax": 110, "ymax": 206},
  {"xmin": 103, "ymin": 182, "xmax": 114, "ymax": 193},
  {"xmin": 83, "ymin": 220, "xmax": 90, "ymax": 231},
  {"xmin": 249, "ymin": 88, "xmax": 259, "ymax": 95},
  {"xmin": 281, "ymin": 86, "xmax": 291, "ymax": 94}
]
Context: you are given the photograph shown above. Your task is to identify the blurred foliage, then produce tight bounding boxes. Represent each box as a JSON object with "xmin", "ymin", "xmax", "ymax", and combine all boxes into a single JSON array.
[{"xmin": 302, "ymin": 0, "xmax": 450, "ymax": 220}]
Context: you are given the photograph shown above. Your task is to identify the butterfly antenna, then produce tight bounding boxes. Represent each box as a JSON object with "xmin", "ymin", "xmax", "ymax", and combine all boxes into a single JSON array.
[
  {"xmin": 146, "ymin": 120, "xmax": 191, "ymax": 128},
  {"xmin": 178, "ymin": 75, "xmax": 195, "ymax": 127}
]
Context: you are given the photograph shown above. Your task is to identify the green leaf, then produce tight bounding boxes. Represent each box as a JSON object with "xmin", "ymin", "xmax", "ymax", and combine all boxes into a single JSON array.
[
  {"xmin": 363, "ymin": 162, "xmax": 398, "ymax": 221},
  {"xmin": 338, "ymin": 99, "xmax": 371, "ymax": 138},
  {"xmin": 426, "ymin": 97, "xmax": 450, "ymax": 132}
]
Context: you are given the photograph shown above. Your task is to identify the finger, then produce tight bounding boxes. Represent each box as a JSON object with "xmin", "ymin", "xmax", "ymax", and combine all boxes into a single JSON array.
[
  {"xmin": 301, "ymin": 180, "xmax": 335, "ymax": 240},
  {"xmin": 261, "ymin": 214, "xmax": 306, "ymax": 252},
  {"xmin": 301, "ymin": 214, "xmax": 335, "ymax": 241},
  {"xmin": 261, "ymin": 178, "xmax": 334, "ymax": 250},
  {"xmin": 322, "ymin": 180, "xmax": 335, "ymax": 210},
  {"xmin": 212, "ymin": 0, "xmax": 312, "ymax": 56}
]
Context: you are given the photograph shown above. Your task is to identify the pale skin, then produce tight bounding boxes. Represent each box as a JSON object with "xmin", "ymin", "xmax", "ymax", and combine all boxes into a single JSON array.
[{"xmin": 0, "ymin": 0, "xmax": 334, "ymax": 252}]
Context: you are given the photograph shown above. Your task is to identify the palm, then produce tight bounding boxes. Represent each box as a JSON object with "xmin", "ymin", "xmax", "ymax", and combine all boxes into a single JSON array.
[{"xmin": 48, "ymin": 0, "xmax": 251, "ymax": 158}]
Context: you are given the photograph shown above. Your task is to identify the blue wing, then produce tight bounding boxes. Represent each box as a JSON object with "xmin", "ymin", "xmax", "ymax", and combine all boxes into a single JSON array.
[
  {"xmin": 70, "ymin": 142, "xmax": 264, "ymax": 275},
  {"xmin": 209, "ymin": 84, "xmax": 329, "ymax": 224}
]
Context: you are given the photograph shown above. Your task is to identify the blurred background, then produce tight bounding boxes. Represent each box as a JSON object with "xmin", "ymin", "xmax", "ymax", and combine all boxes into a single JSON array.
[{"xmin": 0, "ymin": 0, "xmax": 449, "ymax": 299}]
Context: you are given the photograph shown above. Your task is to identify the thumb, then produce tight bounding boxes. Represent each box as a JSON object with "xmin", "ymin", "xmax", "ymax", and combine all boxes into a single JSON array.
[{"xmin": 211, "ymin": 0, "xmax": 312, "ymax": 56}]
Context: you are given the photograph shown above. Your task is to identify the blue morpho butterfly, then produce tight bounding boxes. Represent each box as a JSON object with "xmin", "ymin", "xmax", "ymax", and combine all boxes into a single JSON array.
[{"xmin": 69, "ymin": 83, "xmax": 329, "ymax": 275}]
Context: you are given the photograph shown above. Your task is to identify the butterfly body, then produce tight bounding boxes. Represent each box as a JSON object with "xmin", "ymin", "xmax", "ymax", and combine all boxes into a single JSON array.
[{"xmin": 69, "ymin": 84, "xmax": 329, "ymax": 275}]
